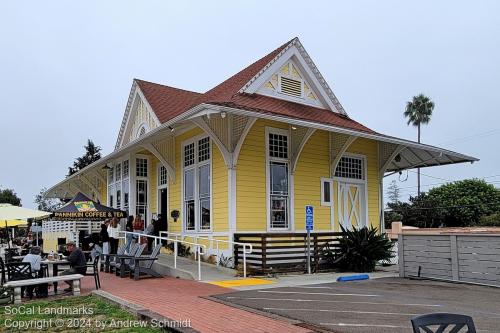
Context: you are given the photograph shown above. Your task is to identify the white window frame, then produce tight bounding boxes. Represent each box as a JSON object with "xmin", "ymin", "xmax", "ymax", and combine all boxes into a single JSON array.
[
  {"xmin": 135, "ymin": 155, "xmax": 150, "ymax": 225},
  {"xmin": 157, "ymin": 164, "xmax": 169, "ymax": 219},
  {"xmin": 181, "ymin": 135, "xmax": 212, "ymax": 233},
  {"xmin": 266, "ymin": 127, "xmax": 291, "ymax": 231},
  {"xmin": 320, "ymin": 177, "xmax": 334, "ymax": 207}
]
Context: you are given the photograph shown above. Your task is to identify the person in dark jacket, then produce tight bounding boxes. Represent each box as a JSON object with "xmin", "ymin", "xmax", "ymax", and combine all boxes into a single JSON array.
[
  {"xmin": 60, "ymin": 242, "xmax": 87, "ymax": 291},
  {"xmin": 125, "ymin": 215, "xmax": 134, "ymax": 253},
  {"xmin": 100, "ymin": 220, "xmax": 110, "ymax": 255}
]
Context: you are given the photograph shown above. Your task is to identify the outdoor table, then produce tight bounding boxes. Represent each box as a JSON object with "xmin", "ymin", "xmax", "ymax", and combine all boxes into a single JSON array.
[{"xmin": 40, "ymin": 259, "xmax": 70, "ymax": 294}]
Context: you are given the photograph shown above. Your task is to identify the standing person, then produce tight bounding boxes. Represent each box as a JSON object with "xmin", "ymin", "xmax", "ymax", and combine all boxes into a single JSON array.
[
  {"xmin": 60, "ymin": 242, "xmax": 87, "ymax": 292},
  {"xmin": 145, "ymin": 219, "xmax": 155, "ymax": 251},
  {"xmin": 132, "ymin": 215, "xmax": 144, "ymax": 245},
  {"xmin": 125, "ymin": 215, "xmax": 134, "ymax": 253},
  {"xmin": 107, "ymin": 217, "xmax": 120, "ymax": 254},
  {"xmin": 100, "ymin": 220, "xmax": 110, "ymax": 256}
]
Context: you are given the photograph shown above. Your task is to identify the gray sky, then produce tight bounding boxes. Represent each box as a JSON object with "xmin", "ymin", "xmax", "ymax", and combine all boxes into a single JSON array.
[{"xmin": 1, "ymin": 1, "xmax": 499, "ymax": 208}]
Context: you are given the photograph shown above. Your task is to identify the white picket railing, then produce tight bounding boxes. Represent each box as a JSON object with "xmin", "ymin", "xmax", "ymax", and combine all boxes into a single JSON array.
[
  {"xmin": 119, "ymin": 231, "xmax": 206, "ymax": 280},
  {"xmin": 159, "ymin": 231, "xmax": 253, "ymax": 278}
]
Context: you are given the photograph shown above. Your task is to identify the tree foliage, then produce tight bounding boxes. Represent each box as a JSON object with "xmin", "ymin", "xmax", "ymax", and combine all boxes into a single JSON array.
[
  {"xmin": 0, "ymin": 187, "xmax": 21, "ymax": 206},
  {"xmin": 387, "ymin": 180, "xmax": 401, "ymax": 204},
  {"xmin": 67, "ymin": 139, "xmax": 102, "ymax": 176},
  {"xmin": 34, "ymin": 187, "xmax": 62, "ymax": 212},
  {"xmin": 387, "ymin": 179, "xmax": 500, "ymax": 227},
  {"xmin": 404, "ymin": 94, "xmax": 434, "ymax": 131}
]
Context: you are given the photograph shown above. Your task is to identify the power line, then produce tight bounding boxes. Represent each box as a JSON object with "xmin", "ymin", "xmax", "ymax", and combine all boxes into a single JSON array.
[
  {"xmin": 437, "ymin": 128, "xmax": 500, "ymax": 146},
  {"xmin": 385, "ymin": 201, "xmax": 500, "ymax": 212}
]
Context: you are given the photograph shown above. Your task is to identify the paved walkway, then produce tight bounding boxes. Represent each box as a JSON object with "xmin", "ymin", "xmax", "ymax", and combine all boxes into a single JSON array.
[{"xmin": 80, "ymin": 273, "xmax": 311, "ymax": 333}]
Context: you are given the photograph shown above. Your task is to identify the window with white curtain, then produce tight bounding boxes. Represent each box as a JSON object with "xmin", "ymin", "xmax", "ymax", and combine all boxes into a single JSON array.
[{"xmin": 183, "ymin": 137, "xmax": 211, "ymax": 232}]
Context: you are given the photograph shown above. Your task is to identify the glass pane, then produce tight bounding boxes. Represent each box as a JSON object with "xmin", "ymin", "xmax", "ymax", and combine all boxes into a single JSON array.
[
  {"xmin": 323, "ymin": 181, "xmax": 331, "ymax": 203},
  {"xmin": 123, "ymin": 179, "xmax": 129, "ymax": 208},
  {"xmin": 136, "ymin": 180, "xmax": 147, "ymax": 205},
  {"xmin": 184, "ymin": 143, "xmax": 195, "ymax": 166},
  {"xmin": 115, "ymin": 164, "xmax": 122, "ymax": 181},
  {"xmin": 185, "ymin": 201, "xmax": 195, "ymax": 230},
  {"xmin": 136, "ymin": 158, "xmax": 148, "ymax": 177},
  {"xmin": 123, "ymin": 160, "xmax": 129, "ymax": 178},
  {"xmin": 270, "ymin": 195, "xmax": 288, "ymax": 229},
  {"xmin": 199, "ymin": 164, "xmax": 210, "ymax": 197},
  {"xmin": 184, "ymin": 169, "xmax": 194, "ymax": 200},
  {"xmin": 200, "ymin": 198, "xmax": 211, "ymax": 230},
  {"xmin": 270, "ymin": 162, "xmax": 288, "ymax": 194},
  {"xmin": 116, "ymin": 189, "xmax": 121, "ymax": 208},
  {"xmin": 198, "ymin": 137, "xmax": 210, "ymax": 162}
]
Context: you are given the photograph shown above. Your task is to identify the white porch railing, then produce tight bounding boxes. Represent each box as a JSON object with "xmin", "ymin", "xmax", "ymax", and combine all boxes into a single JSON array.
[
  {"xmin": 119, "ymin": 231, "xmax": 206, "ymax": 280},
  {"xmin": 159, "ymin": 231, "xmax": 253, "ymax": 278}
]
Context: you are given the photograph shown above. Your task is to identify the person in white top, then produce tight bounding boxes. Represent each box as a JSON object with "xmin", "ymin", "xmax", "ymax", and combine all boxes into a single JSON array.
[
  {"xmin": 22, "ymin": 246, "xmax": 42, "ymax": 273},
  {"xmin": 107, "ymin": 217, "xmax": 121, "ymax": 254}
]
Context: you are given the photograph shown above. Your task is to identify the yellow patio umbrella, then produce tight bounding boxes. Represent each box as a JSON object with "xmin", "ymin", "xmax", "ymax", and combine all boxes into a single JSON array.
[
  {"xmin": 0, "ymin": 203, "xmax": 51, "ymax": 248},
  {"xmin": 0, "ymin": 219, "xmax": 28, "ymax": 228}
]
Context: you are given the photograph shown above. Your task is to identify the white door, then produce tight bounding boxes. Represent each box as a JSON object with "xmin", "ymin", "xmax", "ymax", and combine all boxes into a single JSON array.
[{"xmin": 337, "ymin": 181, "xmax": 366, "ymax": 229}]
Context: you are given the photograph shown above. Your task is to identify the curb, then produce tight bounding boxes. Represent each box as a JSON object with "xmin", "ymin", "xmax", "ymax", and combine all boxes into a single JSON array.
[{"xmin": 92, "ymin": 290, "xmax": 199, "ymax": 333}]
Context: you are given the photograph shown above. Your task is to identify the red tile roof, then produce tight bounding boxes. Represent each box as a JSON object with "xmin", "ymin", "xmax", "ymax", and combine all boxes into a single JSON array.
[
  {"xmin": 135, "ymin": 80, "xmax": 202, "ymax": 123},
  {"xmin": 135, "ymin": 39, "xmax": 375, "ymax": 134}
]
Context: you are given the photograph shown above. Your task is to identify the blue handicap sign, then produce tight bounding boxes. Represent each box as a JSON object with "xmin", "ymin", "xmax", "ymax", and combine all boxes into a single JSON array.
[{"xmin": 305, "ymin": 205, "xmax": 314, "ymax": 231}]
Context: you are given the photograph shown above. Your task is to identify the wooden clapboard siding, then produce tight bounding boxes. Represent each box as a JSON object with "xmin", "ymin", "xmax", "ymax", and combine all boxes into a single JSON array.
[{"xmin": 400, "ymin": 234, "xmax": 500, "ymax": 286}]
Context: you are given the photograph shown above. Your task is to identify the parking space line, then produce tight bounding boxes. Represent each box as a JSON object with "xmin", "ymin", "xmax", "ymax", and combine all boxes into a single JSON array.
[
  {"xmin": 258, "ymin": 290, "xmax": 380, "ymax": 297},
  {"xmin": 226, "ymin": 296, "xmax": 442, "ymax": 307},
  {"xmin": 264, "ymin": 307, "xmax": 421, "ymax": 316},
  {"xmin": 320, "ymin": 323, "xmax": 406, "ymax": 328}
]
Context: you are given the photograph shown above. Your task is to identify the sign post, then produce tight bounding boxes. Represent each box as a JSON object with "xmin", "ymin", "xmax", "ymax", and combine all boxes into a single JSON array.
[{"xmin": 305, "ymin": 205, "xmax": 314, "ymax": 274}]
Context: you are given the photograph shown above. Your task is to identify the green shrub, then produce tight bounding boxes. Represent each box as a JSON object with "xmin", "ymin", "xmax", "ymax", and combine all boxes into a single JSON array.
[
  {"xmin": 328, "ymin": 225, "xmax": 394, "ymax": 272},
  {"xmin": 477, "ymin": 213, "xmax": 500, "ymax": 227}
]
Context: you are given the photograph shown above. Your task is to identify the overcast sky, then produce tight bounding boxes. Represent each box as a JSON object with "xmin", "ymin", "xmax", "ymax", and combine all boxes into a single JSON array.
[{"xmin": 0, "ymin": 1, "xmax": 499, "ymax": 208}]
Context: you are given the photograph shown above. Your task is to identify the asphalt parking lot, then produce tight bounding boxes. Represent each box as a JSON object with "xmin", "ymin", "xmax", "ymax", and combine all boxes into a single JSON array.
[{"xmin": 212, "ymin": 277, "xmax": 500, "ymax": 333}]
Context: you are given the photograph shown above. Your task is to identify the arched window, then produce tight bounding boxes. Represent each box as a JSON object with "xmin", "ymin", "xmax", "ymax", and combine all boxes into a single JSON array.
[{"xmin": 138, "ymin": 126, "xmax": 146, "ymax": 137}]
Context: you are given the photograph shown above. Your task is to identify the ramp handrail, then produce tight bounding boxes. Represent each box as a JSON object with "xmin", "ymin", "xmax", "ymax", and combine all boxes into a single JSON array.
[
  {"xmin": 159, "ymin": 231, "xmax": 253, "ymax": 278},
  {"xmin": 119, "ymin": 231, "xmax": 206, "ymax": 280}
]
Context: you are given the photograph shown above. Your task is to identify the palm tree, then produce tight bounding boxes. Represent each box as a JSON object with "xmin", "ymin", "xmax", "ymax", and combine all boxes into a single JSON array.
[{"xmin": 404, "ymin": 94, "xmax": 434, "ymax": 195}]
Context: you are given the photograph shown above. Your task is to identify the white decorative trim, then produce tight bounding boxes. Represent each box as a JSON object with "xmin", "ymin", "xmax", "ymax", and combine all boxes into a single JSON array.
[
  {"xmin": 379, "ymin": 144, "xmax": 406, "ymax": 178},
  {"xmin": 232, "ymin": 117, "xmax": 257, "ymax": 167},
  {"xmin": 239, "ymin": 38, "xmax": 347, "ymax": 115},
  {"xmin": 331, "ymin": 136, "xmax": 357, "ymax": 174},
  {"xmin": 140, "ymin": 143, "xmax": 176, "ymax": 184},
  {"xmin": 291, "ymin": 128, "xmax": 316, "ymax": 174},
  {"xmin": 191, "ymin": 117, "xmax": 232, "ymax": 167}
]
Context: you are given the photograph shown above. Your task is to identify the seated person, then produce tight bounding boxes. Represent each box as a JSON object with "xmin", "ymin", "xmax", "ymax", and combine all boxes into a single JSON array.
[
  {"xmin": 22, "ymin": 246, "xmax": 42, "ymax": 276},
  {"xmin": 60, "ymin": 242, "xmax": 87, "ymax": 292}
]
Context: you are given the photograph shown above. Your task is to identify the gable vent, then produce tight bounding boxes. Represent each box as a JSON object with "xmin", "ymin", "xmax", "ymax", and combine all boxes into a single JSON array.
[{"xmin": 280, "ymin": 76, "xmax": 302, "ymax": 97}]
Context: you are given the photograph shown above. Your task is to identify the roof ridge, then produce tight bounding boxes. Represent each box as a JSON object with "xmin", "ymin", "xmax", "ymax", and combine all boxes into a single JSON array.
[{"xmin": 135, "ymin": 78, "xmax": 202, "ymax": 95}]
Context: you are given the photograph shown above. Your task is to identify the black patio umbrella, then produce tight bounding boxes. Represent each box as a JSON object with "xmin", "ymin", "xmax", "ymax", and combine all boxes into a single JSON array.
[{"xmin": 51, "ymin": 192, "xmax": 127, "ymax": 220}]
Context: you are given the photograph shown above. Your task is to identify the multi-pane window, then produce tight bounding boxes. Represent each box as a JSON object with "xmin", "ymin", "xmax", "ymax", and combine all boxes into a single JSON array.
[
  {"xmin": 108, "ymin": 184, "xmax": 114, "ymax": 208},
  {"xmin": 108, "ymin": 168, "xmax": 114, "ymax": 184},
  {"xmin": 321, "ymin": 178, "xmax": 333, "ymax": 207},
  {"xmin": 184, "ymin": 143, "xmax": 195, "ymax": 167},
  {"xmin": 115, "ymin": 164, "xmax": 121, "ymax": 181},
  {"xmin": 136, "ymin": 179, "xmax": 147, "ymax": 219},
  {"xmin": 123, "ymin": 160, "xmax": 129, "ymax": 178},
  {"xmin": 135, "ymin": 157, "xmax": 148, "ymax": 221},
  {"xmin": 334, "ymin": 156, "xmax": 364, "ymax": 180},
  {"xmin": 136, "ymin": 158, "xmax": 148, "ymax": 177},
  {"xmin": 123, "ymin": 179, "xmax": 129, "ymax": 210},
  {"xmin": 183, "ymin": 137, "xmax": 211, "ymax": 232},
  {"xmin": 158, "ymin": 166, "xmax": 168, "ymax": 187},
  {"xmin": 268, "ymin": 130, "xmax": 290, "ymax": 230},
  {"xmin": 269, "ymin": 133, "xmax": 288, "ymax": 159}
]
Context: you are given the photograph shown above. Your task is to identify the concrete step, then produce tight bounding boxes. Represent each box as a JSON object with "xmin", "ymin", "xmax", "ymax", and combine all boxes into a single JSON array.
[{"xmin": 153, "ymin": 253, "xmax": 239, "ymax": 282}]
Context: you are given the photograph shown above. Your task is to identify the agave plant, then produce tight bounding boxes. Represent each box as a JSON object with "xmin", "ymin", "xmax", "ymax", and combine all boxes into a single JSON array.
[{"xmin": 333, "ymin": 225, "xmax": 394, "ymax": 272}]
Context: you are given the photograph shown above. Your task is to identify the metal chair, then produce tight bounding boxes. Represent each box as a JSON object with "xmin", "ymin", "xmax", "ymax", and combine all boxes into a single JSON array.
[
  {"xmin": 411, "ymin": 313, "xmax": 476, "ymax": 333},
  {"xmin": 75, "ymin": 256, "xmax": 101, "ymax": 289},
  {"xmin": 5, "ymin": 262, "xmax": 33, "ymax": 299}
]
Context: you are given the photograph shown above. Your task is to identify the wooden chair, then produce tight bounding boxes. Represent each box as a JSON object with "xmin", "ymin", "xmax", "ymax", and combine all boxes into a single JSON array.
[
  {"xmin": 5, "ymin": 262, "xmax": 33, "ymax": 299},
  {"xmin": 129, "ymin": 243, "xmax": 163, "ymax": 280},
  {"xmin": 74, "ymin": 256, "xmax": 101, "ymax": 289},
  {"xmin": 411, "ymin": 313, "xmax": 476, "ymax": 333},
  {"xmin": 103, "ymin": 244, "xmax": 126, "ymax": 273},
  {"xmin": 115, "ymin": 244, "xmax": 146, "ymax": 277}
]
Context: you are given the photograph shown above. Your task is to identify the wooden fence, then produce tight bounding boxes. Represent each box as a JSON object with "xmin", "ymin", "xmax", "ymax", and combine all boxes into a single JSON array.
[
  {"xmin": 233, "ymin": 232, "xmax": 342, "ymax": 274},
  {"xmin": 399, "ymin": 233, "xmax": 500, "ymax": 287}
]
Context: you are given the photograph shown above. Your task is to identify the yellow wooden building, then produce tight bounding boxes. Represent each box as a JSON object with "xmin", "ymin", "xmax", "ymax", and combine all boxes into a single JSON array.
[{"xmin": 44, "ymin": 38, "xmax": 476, "ymax": 256}]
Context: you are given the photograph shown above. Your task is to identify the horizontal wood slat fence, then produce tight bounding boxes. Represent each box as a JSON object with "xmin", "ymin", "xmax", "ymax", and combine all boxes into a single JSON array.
[
  {"xmin": 234, "ymin": 232, "xmax": 342, "ymax": 274},
  {"xmin": 399, "ymin": 233, "xmax": 500, "ymax": 287}
]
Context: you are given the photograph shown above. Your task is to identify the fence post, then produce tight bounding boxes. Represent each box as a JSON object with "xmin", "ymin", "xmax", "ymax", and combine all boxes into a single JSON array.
[
  {"xmin": 398, "ymin": 234, "xmax": 405, "ymax": 277},
  {"xmin": 313, "ymin": 235, "xmax": 319, "ymax": 272},
  {"xmin": 233, "ymin": 235, "xmax": 239, "ymax": 269},
  {"xmin": 450, "ymin": 235, "xmax": 459, "ymax": 281},
  {"xmin": 261, "ymin": 236, "xmax": 267, "ymax": 274}
]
